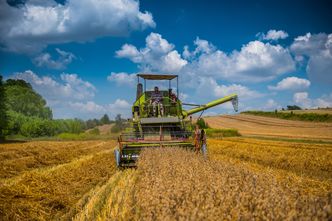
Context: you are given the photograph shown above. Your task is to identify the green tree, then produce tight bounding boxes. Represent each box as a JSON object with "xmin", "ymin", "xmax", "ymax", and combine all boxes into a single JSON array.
[
  {"xmin": 64, "ymin": 119, "xmax": 85, "ymax": 134},
  {"xmin": 86, "ymin": 119, "xmax": 97, "ymax": 129},
  {"xmin": 100, "ymin": 114, "xmax": 111, "ymax": 125},
  {"xmin": 88, "ymin": 128, "xmax": 100, "ymax": 135},
  {"xmin": 111, "ymin": 114, "xmax": 125, "ymax": 133},
  {"xmin": 7, "ymin": 111, "xmax": 28, "ymax": 135},
  {"xmin": 0, "ymin": 75, "xmax": 8, "ymax": 141},
  {"xmin": 4, "ymin": 79, "xmax": 52, "ymax": 119},
  {"xmin": 287, "ymin": 105, "xmax": 302, "ymax": 110}
]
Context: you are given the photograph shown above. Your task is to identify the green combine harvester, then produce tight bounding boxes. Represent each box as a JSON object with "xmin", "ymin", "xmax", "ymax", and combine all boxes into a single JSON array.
[{"xmin": 114, "ymin": 74, "xmax": 238, "ymax": 167}]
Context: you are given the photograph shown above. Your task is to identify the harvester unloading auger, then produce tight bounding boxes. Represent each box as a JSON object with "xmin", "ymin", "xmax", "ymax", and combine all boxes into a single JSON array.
[{"xmin": 114, "ymin": 74, "xmax": 238, "ymax": 167}]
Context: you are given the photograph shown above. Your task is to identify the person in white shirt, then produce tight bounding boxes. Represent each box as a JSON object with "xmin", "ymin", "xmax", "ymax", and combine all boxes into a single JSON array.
[
  {"xmin": 200, "ymin": 129, "xmax": 208, "ymax": 158},
  {"xmin": 194, "ymin": 124, "xmax": 201, "ymax": 153},
  {"xmin": 151, "ymin": 86, "xmax": 164, "ymax": 116}
]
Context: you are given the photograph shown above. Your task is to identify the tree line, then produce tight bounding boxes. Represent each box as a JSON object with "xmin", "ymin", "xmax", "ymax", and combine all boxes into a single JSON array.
[
  {"xmin": 242, "ymin": 110, "xmax": 332, "ymax": 122},
  {"xmin": 0, "ymin": 76, "xmax": 116, "ymax": 139}
]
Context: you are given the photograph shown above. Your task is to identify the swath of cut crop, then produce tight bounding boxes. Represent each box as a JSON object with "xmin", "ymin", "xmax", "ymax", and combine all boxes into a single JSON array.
[
  {"xmin": 0, "ymin": 149, "xmax": 117, "ymax": 221},
  {"xmin": 0, "ymin": 140, "xmax": 116, "ymax": 179},
  {"xmin": 72, "ymin": 169, "xmax": 137, "ymax": 221},
  {"xmin": 134, "ymin": 148, "xmax": 332, "ymax": 220}
]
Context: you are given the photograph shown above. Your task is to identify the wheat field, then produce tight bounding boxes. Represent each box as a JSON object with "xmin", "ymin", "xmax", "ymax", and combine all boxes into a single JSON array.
[
  {"xmin": 0, "ymin": 138, "xmax": 331, "ymax": 220},
  {"xmin": 204, "ymin": 114, "xmax": 332, "ymax": 140}
]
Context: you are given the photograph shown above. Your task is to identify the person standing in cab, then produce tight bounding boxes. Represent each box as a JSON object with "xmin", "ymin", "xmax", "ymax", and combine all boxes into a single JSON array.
[
  {"xmin": 151, "ymin": 86, "xmax": 164, "ymax": 117},
  {"xmin": 168, "ymin": 88, "xmax": 177, "ymax": 104}
]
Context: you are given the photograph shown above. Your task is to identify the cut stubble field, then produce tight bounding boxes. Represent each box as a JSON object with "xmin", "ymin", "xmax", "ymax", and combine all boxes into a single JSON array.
[
  {"xmin": 204, "ymin": 114, "xmax": 332, "ymax": 141},
  {"xmin": 0, "ymin": 138, "xmax": 331, "ymax": 220}
]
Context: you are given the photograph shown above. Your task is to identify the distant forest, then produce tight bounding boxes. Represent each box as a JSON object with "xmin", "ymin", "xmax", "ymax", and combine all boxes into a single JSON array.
[{"xmin": 0, "ymin": 76, "xmax": 115, "ymax": 139}]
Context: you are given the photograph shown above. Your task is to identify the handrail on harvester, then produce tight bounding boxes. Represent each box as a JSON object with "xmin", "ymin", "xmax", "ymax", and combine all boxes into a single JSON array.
[{"xmin": 181, "ymin": 93, "xmax": 238, "ymax": 118}]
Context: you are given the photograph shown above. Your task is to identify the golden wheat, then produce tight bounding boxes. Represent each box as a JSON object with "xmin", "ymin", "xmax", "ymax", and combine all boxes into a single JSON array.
[
  {"xmin": 204, "ymin": 114, "xmax": 332, "ymax": 140},
  {"xmin": 133, "ymin": 147, "xmax": 331, "ymax": 220},
  {"xmin": 73, "ymin": 169, "xmax": 137, "ymax": 221},
  {"xmin": 0, "ymin": 140, "xmax": 115, "ymax": 179},
  {"xmin": 1, "ymin": 138, "xmax": 331, "ymax": 220},
  {"xmin": 208, "ymin": 138, "xmax": 332, "ymax": 194},
  {"xmin": 0, "ymin": 141, "xmax": 117, "ymax": 220}
]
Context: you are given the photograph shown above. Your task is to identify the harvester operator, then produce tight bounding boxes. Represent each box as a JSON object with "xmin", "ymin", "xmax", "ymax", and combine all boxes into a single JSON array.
[
  {"xmin": 169, "ymin": 89, "xmax": 177, "ymax": 103},
  {"xmin": 151, "ymin": 86, "xmax": 164, "ymax": 117}
]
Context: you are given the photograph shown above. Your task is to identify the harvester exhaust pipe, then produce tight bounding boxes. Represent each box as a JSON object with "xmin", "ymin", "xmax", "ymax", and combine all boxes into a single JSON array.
[
  {"xmin": 182, "ymin": 94, "xmax": 238, "ymax": 118},
  {"xmin": 136, "ymin": 83, "xmax": 143, "ymax": 100}
]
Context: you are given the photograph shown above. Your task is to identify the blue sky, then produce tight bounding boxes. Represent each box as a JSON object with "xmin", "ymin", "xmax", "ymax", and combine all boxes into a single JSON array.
[{"xmin": 1, "ymin": 0, "xmax": 332, "ymax": 119}]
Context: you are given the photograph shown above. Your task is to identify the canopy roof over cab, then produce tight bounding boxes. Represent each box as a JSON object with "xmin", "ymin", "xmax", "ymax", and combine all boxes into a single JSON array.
[{"xmin": 137, "ymin": 74, "xmax": 178, "ymax": 80}]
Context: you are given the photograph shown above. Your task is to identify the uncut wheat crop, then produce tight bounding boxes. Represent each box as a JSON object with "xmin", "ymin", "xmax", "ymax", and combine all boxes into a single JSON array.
[
  {"xmin": 131, "ymin": 147, "xmax": 331, "ymax": 220},
  {"xmin": 73, "ymin": 147, "xmax": 331, "ymax": 221}
]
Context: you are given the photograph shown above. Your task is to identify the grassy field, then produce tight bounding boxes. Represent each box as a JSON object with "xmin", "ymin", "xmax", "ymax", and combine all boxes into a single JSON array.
[{"xmin": 0, "ymin": 137, "xmax": 331, "ymax": 220}]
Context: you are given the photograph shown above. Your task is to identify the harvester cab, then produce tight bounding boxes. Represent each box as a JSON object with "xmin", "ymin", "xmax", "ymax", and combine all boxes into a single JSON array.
[{"xmin": 114, "ymin": 74, "xmax": 238, "ymax": 167}]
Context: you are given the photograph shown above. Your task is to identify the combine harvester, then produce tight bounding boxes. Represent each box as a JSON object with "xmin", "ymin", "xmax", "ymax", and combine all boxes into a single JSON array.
[{"xmin": 114, "ymin": 74, "xmax": 238, "ymax": 167}]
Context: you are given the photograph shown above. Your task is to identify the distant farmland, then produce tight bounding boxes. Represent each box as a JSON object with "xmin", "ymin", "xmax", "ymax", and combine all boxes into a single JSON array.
[
  {"xmin": 204, "ymin": 113, "xmax": 332, "ymax": 141},
  {"xmin": 280, "ymin": 108, "xmax": 332, "ymax": 115}
]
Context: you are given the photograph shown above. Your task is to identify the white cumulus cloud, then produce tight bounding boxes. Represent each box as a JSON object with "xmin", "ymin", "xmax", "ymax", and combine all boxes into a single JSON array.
[
  {"xmin": 263, "ymin": 99, "xmax": 280, "ymax": 110},
  {"xmin": 184, "ymin": 39, "xmax": 295, "ymax": 83},
  {"xmin": 108, "ymin": 99, "xmax": 131, "ymax": 110},
  {"xmin": 11, "ymin": 70, "xmax": 96, "ymax": 101},
  {"xmin": 197, "ymin": 77, "xmax": 262, "ymax": 99},
  {"xmin": 33, "ymin": 48, "xmax": 76, "ymax": 69},
  {"xmin": 107, "ymin": 72, "xmax": 137, "ymax": 86},
  {"xmin": 107, "ymin": 99, "xmax": 131, "ymax": 117},
  {"xmin": 268, "ymin": 77, "xmax": 310, "ymax": 91},
  {"xmin": 293, "ymin": 92, "xmax": 313, "ymax": 108},
  {"xmin": 68, "ymin": 99, "xmax": 131, "ymax": 118},
  {"xmin": 69, "ymin": 101, "xmax": 106, "ymax": 113},
  {"xmin": 290, "ymin": 33, "xmax": 332, "ymax": 84},
  {"xmin": 315, "ymin": 94, "xmax": 332, "ymax": 108},
  {"xmin": 0, "ymin": 0, "xmax": 155, "ymax": 53},
  {"xmin": 291, "ymin": 33, "xmax": 328, "ymax": 55},
  {"xmin": 68, "ymin": 99, "xmax": 131, "ymax": 117},
  {"xmin": 293, "ymin": 92, "xmax": 332, "ymax": 108},
  {"xmin": 117, "ymin": 33, "xmax": 296, "ymax": 83},
  {"xmin": 257, "ymin": 29, "xmax": 289, "ymax": 41},
  {"xmin": 116, "ymin": 32, "xmax": 187, "ymax": 73}
]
